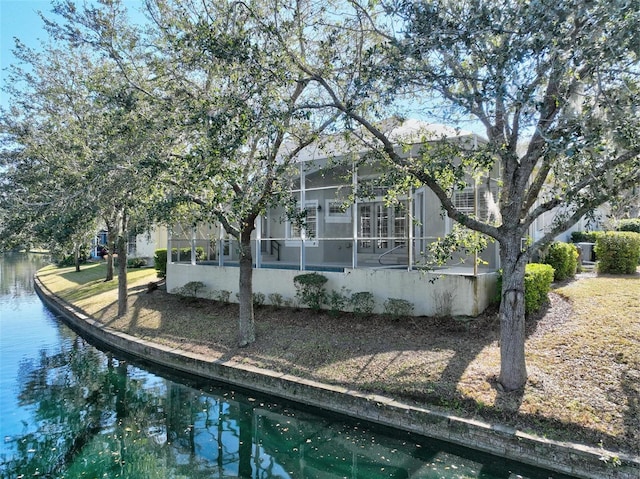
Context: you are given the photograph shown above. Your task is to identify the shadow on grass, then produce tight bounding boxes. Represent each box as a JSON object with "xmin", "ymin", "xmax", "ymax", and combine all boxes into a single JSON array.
[
  {"xmin": 620, "ymin": 370, "xmax": 640, "ymax": 453},
  {"xmin": 58, "ymin": 262, "xmax": 111, "ymax": 285}
]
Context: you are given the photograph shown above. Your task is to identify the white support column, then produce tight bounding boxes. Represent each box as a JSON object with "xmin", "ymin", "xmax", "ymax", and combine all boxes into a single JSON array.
[
  {"xmin": 218, "ymin": 223, "xmax": 224, "ymax": 267},
  {"xmin": 474, "ymin": 177, "xmax": 479, "ymax": 276},
  {"xmin": 352, "ymin": 162, "xmax": 358, "ymax": 269},
  {"xmin": 473, "ymin": 135, "xmax": 479, "ymax": 276},
  {"xmin": 300, "ymin": 162, "xmax": 306, "ymax": 271},
  {"xmin": 167, "ymin": 226, "xmax": 173, "ymax": 265},
  {"xmin": 408, "ymin": 189, "xmax": 414, "ymax": 271},
  {"xmin": 255, "ymin": 214, "xmax": 262, "ymax": 269},
  {"xmin": 191, "ymin": 227, "xmax": 197, "ymax": 265}
]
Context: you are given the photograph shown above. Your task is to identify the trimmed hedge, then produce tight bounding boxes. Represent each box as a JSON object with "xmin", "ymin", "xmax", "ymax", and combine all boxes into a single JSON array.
[
  {"xmin": 154, "ymin": 249, "xmax": 168, "ymax": 277},
  {"xmin": 570, "ymin": 231, "xmax": 600, "ymax": 243},
  {"xmin": 616, "ymin": 218, "xmax": 640, "ymax": 234},
  {"xmin": 543, "ymin": 242, "xmax": 579, "ymax": 281},
  {"xmin": 524, "ymin": 263, "xmax": 555, "ymax": 314},
  {"xmin": 127, "ymin": 257, "xmax": 147, "ymax": 268},
  {"xmin": 595, "ymin": 231, "xmax": 640, "ymax": 274},
  {"xmin": 496, "ymin": 263, "xmax": 555, "ymax": 315}
]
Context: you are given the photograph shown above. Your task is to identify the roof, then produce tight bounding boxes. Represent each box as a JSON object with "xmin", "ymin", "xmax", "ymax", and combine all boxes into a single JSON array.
[{"xmin": 287, "ymin": 118, "xmax": 481, "ymax": 163}]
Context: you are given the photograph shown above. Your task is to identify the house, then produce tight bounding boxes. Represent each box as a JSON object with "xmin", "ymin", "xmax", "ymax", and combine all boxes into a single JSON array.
[
  {"xmin": 92, "ymin": 226, "xmax": 167, "ymax": 264},
  {"xmin": 165, "ymin": 119, "xmax": 501, "ymax": 317}
]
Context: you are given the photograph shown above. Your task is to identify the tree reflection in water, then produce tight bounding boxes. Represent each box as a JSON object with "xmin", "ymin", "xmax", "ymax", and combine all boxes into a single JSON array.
[{"xmin": 2, "ymin": 334, "xmax": 571, "ymax": 479}]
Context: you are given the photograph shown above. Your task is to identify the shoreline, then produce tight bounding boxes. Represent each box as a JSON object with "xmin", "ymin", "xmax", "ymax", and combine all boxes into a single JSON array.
[{"xmin": 33, "ymin": 273, "xmax": 640, "ymax": 479}]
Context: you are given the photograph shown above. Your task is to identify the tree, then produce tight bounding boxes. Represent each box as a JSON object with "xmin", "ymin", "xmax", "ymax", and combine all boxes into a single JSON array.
[
  {"xmin": 0, "ymin": 41, "xmax": 101, "ymax": 262},
  {"xmin": 41, "ymin": 0, "xmax": 339, "ymax": 345},
  {"xmin": 140, "ymin": 0, "xmax": 338, "ymax": 346},
  {"xmin": 283, "ymin": 0, "xmax": 640, "ymax": 389},
  {"xmin": 1, "ymin": 6, "xmax": 168, "ymax": 316}
]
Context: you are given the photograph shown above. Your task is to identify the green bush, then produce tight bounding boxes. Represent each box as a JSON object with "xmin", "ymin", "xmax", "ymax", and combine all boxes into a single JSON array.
[
  {"xmin": 570, "ymin": 231, "xmax": 600, "ymax": 243},
  {"xmin": 154, "ymin": 249, "xmax": 168, "ymax": 277},
  {"xmin": 495, "ymin": 263, "xmax": 554, "ymax": 315},
  {"xmin": 542, "ymin": 242, "xmax": 578, "ymax": 281},
  {"xmin": 595, "ymin": 231, "xmax": 640, "ymax": 274},
  {"xmin": 293, "ymin": 273, "xmax": 328, "ymax": 311},
  {"xmin": 268, "ymin": 293, "xmax": 285, "ymax": 307},
  {"xmin": 55, "ymin": 244, "xmax": 90, "ymax": 267},
  {"xmin": 616, "ymin": 218, "xmax": 640, "ymax": 233},
  {"xmin": 176, "ymin": 281, "xmax": 206, "ymax": 297},
  {"xmin": 127, "ymin": 257, "xmax": 147, "ymax": 268},
  {"xmin": 212, "ymin": 290, "xmax": 231, "ymax": 302},
  {"xmin": 350, "ymin": 291, "xmax": 375, "ymax": 316},
  {"xmin": 252, "ymin": 292, "xmax": 266, "ymax": 307},
  {"xmin": 383, "ymin": 298, "xmax": 414, "ymax": 319},
  {"xmin": 524, "ymin": 263, "xmax": 555, "ymax": 314},
  {"xmin": 326, "ymin": 288, "xmax": 350, "ymax": 317}
]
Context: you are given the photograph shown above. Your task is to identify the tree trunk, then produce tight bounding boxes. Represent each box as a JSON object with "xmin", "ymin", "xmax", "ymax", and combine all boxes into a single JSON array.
[
  {"xmin": 74, "ymin": 242, "xmax": 81, "ymax": 272},
  {"xmin": 237, "ymin": 232, "xmax": 255, "ymax": 347},
  {"xmin": 116, "ymin": 233, "xmax": 128, "ymax": 317},
  {"xmin": 105, "ymin": 233, "xmax": 114, "ymax": 282},
  {"xmin": 498, "ymin": 237, "xmax": 528, "ymax": 391}
]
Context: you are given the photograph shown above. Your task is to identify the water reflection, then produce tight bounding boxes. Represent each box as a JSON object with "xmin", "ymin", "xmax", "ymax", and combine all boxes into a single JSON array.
[
  {"xmin": 1, "ymin": 254, "xmax": 573, "ymax": 478},
  {"xmin": 2, "ymin": 336, "xmax": 571, "ymax": 479},
  {"xmin": 0, "ymin": 252, "xmax": 50, "ymax": 297}
]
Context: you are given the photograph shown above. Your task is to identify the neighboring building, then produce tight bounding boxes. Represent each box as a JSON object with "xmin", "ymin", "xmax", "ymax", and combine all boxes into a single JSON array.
[
  {"xmin": 165, "ymin": 119, "xmax": 500, "ymax": 317},
  {"xmin": 92, "ymin": 225, "xmax": 167, "ymax": 264}
]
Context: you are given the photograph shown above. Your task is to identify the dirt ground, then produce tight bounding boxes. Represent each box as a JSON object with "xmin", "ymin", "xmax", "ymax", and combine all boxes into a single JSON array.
[{"xmin": 82, "ymin": 269, "xmax": 640, "ymax": 459}]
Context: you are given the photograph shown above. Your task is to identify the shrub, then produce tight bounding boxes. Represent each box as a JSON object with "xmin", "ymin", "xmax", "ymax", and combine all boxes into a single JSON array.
[
  {"xmin": 55, "ymin": 244, "xmax": 90, "ymax": 267},
  {"xmin": 154, "ymin": 249, "xmax": 168, "ymax": 278},
  {"xmin": 616, "ymin": 218, "xmax": 640, "ymax": 234},
  {"xmin": 293, "ymin": 273, "xmax": 328, "ymax": 311},
  {"xmin": 56, "ymin": 253, "xmax": 86, "ymax": 267},
  {"xmin": 326, "ymin": 288, "xmax": 350, "ymax": 316},
  {"xmin": 268, "ymin": 293, "xmax": 285, "ymax": 308},
  {"xmin": 350, "ymin": 292, "xmax": 375, "ymax": 315},
  {"xmin": 252, "ymin": 292, "xmax": 266, "ymax": 307},
  {"xmin": 542, "ymin": 242, "xmax": 578, "ymax": 281},
  {"xmin": 383, "ymin": 298, "xmax": 414, "ymax": 319},
  {"xmin": 176, "ymin": 281, "xmax": 206, "ymax": 298},
  {"xmin": 495, "ymin": 263, "xmax": 554, "ymax": 315},
  {"xmin": 127, "ymin": 257, "xmax": 147, "ymax": 269},
  {"xmin": 570, "ymin": 231, "xmax": 600, "ymax": 244},
  {"xmin": 523, "ymin": 263, "xmax": 555, "ymax": 314},
  {"xmin": 212, "ymin": 290, "xmax": 231, "ymax": 302},
  {"xmin": 595, "ymin": 231, "xmax": 640, "ymax": 274}
]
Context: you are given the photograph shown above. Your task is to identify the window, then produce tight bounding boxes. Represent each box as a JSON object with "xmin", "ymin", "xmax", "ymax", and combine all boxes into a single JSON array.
[
  {"xmin": 454, "ymin": 190, "xmax": 476, "ymax": 214},
  {"xmin": 325, "ymin": 199, "xmax": 352, "ymax": 223},
  {"xmin": 286, "ymin": 201, "xmax": 318, "ymax": 247},
  {"xmin": 127, "ymin": 234, "xmax": 137, "ymax": 256},
  {"xmin": 453, "ymin": 188, "xmax": 497, "ymax": 221}
]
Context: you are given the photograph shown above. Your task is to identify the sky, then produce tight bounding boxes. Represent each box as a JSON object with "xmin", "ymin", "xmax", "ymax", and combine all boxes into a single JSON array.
[
  {"xmin": 1, "ymin": 1, "xmax": 53, "ymax": 108},
  {"xmin": 0, "ymin": 0, "xmax": 485, "ymax": 134},
  {"xmin": 0, "ymin": 0, "xmax": 146, "ymax": 110}
]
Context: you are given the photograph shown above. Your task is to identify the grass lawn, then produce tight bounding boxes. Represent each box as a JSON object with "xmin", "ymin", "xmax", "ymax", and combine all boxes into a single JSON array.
[{"xmin": 37, "ymin": 262, "xmax": 640, "ymax": 458}]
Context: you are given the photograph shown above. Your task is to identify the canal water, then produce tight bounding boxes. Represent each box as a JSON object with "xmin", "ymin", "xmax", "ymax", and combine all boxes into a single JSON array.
[{"xmin": 0, "ymin": 253, "xmax": 573, "ymax": 478}]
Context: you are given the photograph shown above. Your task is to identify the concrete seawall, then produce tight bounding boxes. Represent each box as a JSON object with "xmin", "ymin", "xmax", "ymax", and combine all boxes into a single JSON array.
[{"xmin": 34, "ymin": 275, "xmax": 640, "ymax": 479}]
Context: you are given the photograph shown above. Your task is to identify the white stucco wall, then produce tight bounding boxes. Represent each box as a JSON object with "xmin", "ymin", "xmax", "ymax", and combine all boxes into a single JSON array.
[
  {"xmin": 135, "ymin": 226, "xmax": 168, "ymax": 260},
  {"xmin": 167, "ymin": 263, "xmax": 498, "ymax": 317}
]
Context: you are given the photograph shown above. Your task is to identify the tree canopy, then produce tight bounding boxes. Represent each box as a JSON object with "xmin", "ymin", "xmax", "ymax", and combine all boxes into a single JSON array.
[
  {"xmin": 276, "ymin": 0, "xmax": 640, "ymax": 389},
  {"xmin": 1, "ymin": 0, "xmax": 638, "ymax": 387}
]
